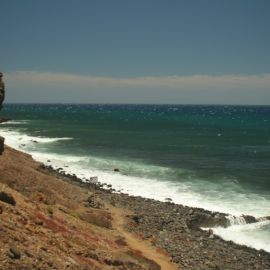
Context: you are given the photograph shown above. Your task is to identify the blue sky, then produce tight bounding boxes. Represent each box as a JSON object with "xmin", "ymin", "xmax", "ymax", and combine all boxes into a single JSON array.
[{"xmin": 1, "ymin": 0, "xmax": 270, "ymax": 104}]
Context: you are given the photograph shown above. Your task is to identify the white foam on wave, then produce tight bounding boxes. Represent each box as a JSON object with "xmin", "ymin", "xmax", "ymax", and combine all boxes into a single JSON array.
[
  {"xmin": 29, "ymin": 149, "xmax": 270, "ymax": 218},
  {"xmin": 227, "ymin": 215, "xmax": 247, "ymax": 226},
  {"xmin": 0, "ymin": 129, "xmax": 73, "ymax": 151},
  {"xmin": 0, "ymin": 120, "xmax": 31, "ymax": 125},
  {"xmin": 212, "ymin": 220, "xmax": 270, "ymax": 252}
]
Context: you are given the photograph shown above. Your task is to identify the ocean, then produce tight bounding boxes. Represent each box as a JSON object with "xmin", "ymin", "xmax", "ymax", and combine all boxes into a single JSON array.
[{"xmin": 1, "ymin": 104, "xmax": 270, "ymax": 252}]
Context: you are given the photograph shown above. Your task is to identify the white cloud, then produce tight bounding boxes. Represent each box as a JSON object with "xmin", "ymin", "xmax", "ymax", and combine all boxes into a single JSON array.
[
  {"xmin": 4, "ymin": 70, "xmax": 270, "ymax": 104},
  {"xmin": 6, "ymin": 70, "xmax": 270, "ymax": 90}
]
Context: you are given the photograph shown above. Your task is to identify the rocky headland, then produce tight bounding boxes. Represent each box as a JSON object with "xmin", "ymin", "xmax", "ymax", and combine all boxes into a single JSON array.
[{"xmin": 0, "ymin": 136, "xmax": 270, "ymax": 269}]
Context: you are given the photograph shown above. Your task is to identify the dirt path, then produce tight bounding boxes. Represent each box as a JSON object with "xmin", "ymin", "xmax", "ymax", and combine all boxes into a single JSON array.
[{"xmin": 110, "ymin": 206, "xmax": 179, "ymax": 270}]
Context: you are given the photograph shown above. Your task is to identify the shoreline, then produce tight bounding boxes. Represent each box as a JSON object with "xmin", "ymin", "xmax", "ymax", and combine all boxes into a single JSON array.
[
  {"xmin": 41, "ymin": 151, "xmax": 270, "ymax": 269},
  {"xmin": 0, "ymin": 145, "xmax": 178, "ymax": 270},
  {"xmin": 1, "ymin": 141, "xmax": 270, "ymax": 269}
]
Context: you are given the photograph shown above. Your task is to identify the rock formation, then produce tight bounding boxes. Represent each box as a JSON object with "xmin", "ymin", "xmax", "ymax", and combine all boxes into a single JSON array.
[
  {"xmin": 0, "ymin": 72, "xmax": 5, "ymax": 110},
  {"xmin": 0, "ymin": 136, "xmax": 4, "ymax": 155}
]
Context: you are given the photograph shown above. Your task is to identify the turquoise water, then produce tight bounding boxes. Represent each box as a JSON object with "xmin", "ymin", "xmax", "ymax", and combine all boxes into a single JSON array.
[{"xmin": 1, "ymin": 104, "xmax": 270, "ymax": 251}]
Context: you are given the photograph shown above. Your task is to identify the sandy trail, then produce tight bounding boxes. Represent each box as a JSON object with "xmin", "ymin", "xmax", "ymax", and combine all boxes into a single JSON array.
[{"xmin": 110, "ymin": 206, "xmax": 179, "ymax": 270}]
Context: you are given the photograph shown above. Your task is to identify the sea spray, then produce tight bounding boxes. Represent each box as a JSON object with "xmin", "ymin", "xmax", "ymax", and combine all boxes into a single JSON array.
[
  {"xmin": 227, "ymin": 215, "xmax": 247, "ymax": 226},
  {"xmin": 212, "ymin": 220, "xmax": 270, "ymax": 252}
]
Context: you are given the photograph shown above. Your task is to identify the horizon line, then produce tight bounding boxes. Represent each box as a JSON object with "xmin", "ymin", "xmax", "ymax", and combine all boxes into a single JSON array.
[{"xmin": 3, "ymin": 102, "xmax": 270, "ymax": 107}]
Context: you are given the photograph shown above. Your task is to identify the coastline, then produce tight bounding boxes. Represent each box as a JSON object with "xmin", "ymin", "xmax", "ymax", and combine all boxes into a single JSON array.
[
  {"xmin": 45, "ymin": 163, "xmax": 270, "ymax": 270},
  {"xmin": 1, "ymin": 142, "xmax": 269, "ymax": 269}
]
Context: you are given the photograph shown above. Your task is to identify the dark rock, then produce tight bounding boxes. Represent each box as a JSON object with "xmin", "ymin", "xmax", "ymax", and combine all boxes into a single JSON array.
[
  {"xmin": 40, "ymin": 246, "xmax": 48, "ymax": 252},
  {"xmin": 8, "ymin": 246, "xmax": 21, "ymax": 259},
  {"xmin": 0, "ymin": 192, "xmax": 16, "ymax": 206},
  {"xmin": 40, "ymin": 164, "xmax": 46, "ymax": 169},
  {"xmin": 187, "ymin": 212, "xmax": 229, "ymax": 229},
  {"xmin": 0, "ymin": 117, "xmax": 11, "ymax": 123},
  {"xmin": 131, "ymin": 215, "xmax": 141, "ymax": 224},
  {"xmin": 114, "ymin": 168, "xmax": 120, "ymax": 172},
  {"xmin": 104, "ymin": 258, "xmax": 124, "ymax": 266},
  {"xmin": 242, "ymin": 215, "xmax": 257, "ymax": 224},
  {"xmin": 0, "ymin": 136, "xmax": 4, "ymax": 155}
]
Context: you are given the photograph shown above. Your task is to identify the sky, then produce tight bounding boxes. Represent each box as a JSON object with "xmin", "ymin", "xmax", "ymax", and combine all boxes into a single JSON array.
[{"xmin": 1, "ymin": 0, "xmax": 270, "ymax": 104}]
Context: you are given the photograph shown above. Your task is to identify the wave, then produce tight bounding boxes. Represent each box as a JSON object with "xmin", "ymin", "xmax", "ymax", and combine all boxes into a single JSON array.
[
  {"xmin": 0, "ymin": 129, "xmax": 73, "ymax": 150},
  {"xmin": 0, "ymin": 120, "xmax": 31, "ymax": 125},
  {"xmin": 212, "ymin": 220, "xmax": 270, "ymax": 252}
]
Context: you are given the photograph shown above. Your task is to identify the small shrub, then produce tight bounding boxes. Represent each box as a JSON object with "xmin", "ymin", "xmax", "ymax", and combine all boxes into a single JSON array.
[{"xmin": 46, "ymin": 206, "xmax": 54, "ymax": 216}]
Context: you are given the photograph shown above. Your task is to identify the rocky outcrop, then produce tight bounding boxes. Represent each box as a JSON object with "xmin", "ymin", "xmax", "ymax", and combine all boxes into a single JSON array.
[
  {"xmin": 187, "ymin": 213, "xmax": 260, "ymax": 229},
  {"xmin": 0, "ymin": 136, "xmax": 4, "ymax": 155},
  {"xmin": 242, "ymin": 215, "xmax": 257, "ymax": 224},
  {"xmin": 186, "ymin": 212, "xmax": 229, "ymax": 229},
  {"xmin": 0, "ymin": 191, "xmax": 16, "ymax": 206}
]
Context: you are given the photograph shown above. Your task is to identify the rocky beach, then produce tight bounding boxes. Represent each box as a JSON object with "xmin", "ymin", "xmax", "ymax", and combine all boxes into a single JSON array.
[{"xmin": 1, "ymin": 135, "xmax": 270, "ymax": 269}]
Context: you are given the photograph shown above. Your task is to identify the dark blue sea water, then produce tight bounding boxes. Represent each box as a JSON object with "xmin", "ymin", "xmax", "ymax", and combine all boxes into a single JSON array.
[{"xmin": 1, "ymin": 104, "xmax": 270, "ymax": 251}]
